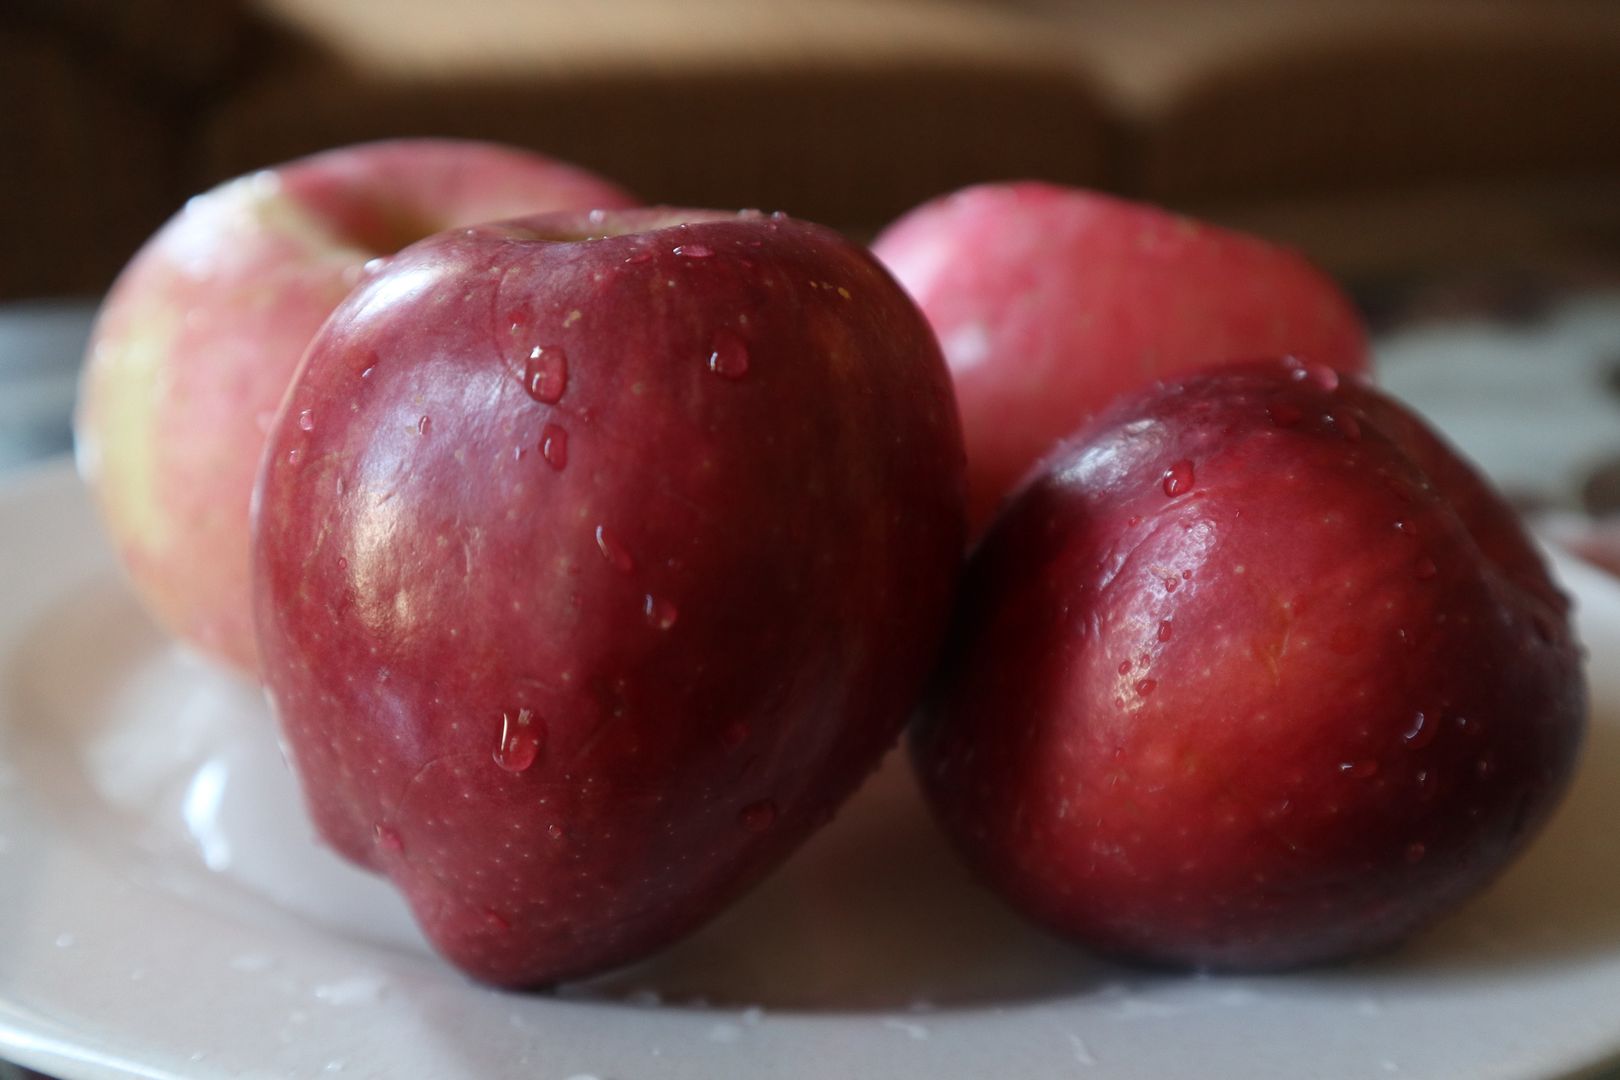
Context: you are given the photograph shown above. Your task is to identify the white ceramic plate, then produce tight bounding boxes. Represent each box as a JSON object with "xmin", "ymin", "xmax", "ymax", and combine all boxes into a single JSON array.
[{"xmin": 3, "ymin": 460, "xmax": 1620, "ymax": 1080}]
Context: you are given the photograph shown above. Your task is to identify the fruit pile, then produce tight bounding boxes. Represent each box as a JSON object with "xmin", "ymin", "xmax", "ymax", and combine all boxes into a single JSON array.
[{"xmin": 74, "ymin": 139, "xmax": 1585, "ymax": 987}]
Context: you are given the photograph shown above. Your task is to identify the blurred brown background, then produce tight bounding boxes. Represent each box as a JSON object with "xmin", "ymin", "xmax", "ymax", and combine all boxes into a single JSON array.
[{"xmin": 6, "ymin": 0, "xmax": 1620, "ymax": 298}]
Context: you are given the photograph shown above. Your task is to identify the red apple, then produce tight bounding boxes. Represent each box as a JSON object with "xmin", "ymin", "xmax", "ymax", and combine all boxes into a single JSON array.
[
  {"xmin": 75, "ymin": 139, "xmax": 637, "ymax": 676},
  {"xmin": 872, "ymin": 183, "xmax": 1372, "ymax": 531},
  {"xmin": 912, "ymin": 358, "xmax": 1584, "ymax": 970},
  {"xmin": 251, "ymin": 209, "xmax": 966, "ymax": 985}
]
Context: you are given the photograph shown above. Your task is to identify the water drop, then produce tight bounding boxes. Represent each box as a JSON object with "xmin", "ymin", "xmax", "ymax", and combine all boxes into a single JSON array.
[
  {"xmin": 674, "ymin": 243, "xmax": 714, "ymax": 258},
  {"xmin": 1268, "ymin": 402, "xmax": 1304, "ymax": 428},
  {"xmin": 337, "ymin": 556, "xmax": 349, "ymax": 572},
  {"xmin": 1162, "ymin": 459, "xmax": 1195, "ymax": 497},
  {"xmin": 286, "ymin": 448, "xmax": 302, "ymax": 465},
  {"xmin": 495, "ymin": 709, "xmax": 543, "ymax": 773},
  {"xmin": 484, "ymin": 909, "xmax": 511, "ymax": 931},
  {"xmin": 298, "ymin": 409, "xmax": 315, "ymax": 432},
  {"xmin": 524, "ymin": 346, "xmax": 569, "ymax": 403},
  {"xmin": 708, "ymin": 329, "xmax": 750, "ymax": 379},
  {"xmin": 1311, "ymin": 365, "xmax": 1341, "ymax": 391},
  {"xmin": 739, "ymin": 800, "xmax": 777, "ymax": 831},
  {"xmin": 624, "ymin": 250, "xmax": 654, "ymax": 265},
  {"xmin": 1338, "ymin": 413, "xmax": 1362, "ymax": 441},
  {"xmin": 1118, "ymin": 659, "xmax": 1133, "ymax": 675},
  {"xmin": 374, "ymin": 823, "xmax": 403, "ymax": 853},
  {"xmin": 594, "ymin": 525, "xmax": 634, "ymax": 572},
  {"xmin": 1414, "ymin": 556, "xmax": 1437, "ymax": 580},
  {"xmin": 643, "ymin": 594, "xmax": 678, "ymax": 629},
  {"xmin": 541, "ymin": 423, "xmax": 569, "ymax": 469},
  {"xmin": 1402, "ymin": 710, "xmax": 1439, "ymax": 749},
  {"xmin": 1404, "ymin": 841, "xmax": 1427, "ymax": 864},
  {"xmin": 547, "ymin": 823, "xmax": 564, "ymax": 841},
  {"xmin": 1340, "ymin": 760, "xmax": 1379, "ymax": 779},
  {"xmin": 417, "ymin": 415, "xmax": 431, "ymax": 435},
  {"xmin": 1157, "ymin": 619, "xmax": 1174, "ymax": 642},
  {"xmin": 1135, "ymin": 679, "xmax": 1157, "ymax": 697}
]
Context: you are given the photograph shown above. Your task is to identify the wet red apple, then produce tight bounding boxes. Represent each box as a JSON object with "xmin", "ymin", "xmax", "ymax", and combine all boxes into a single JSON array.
[
  {"xmin": 252, "ymin": 209, "xmax": 966, "ymax": 985},
  {"xmin": 913, "ymin": 358, "xmax": 1584, "ymax": 970},
  {"xmin": 872, "ymin": 183, "xmax": 1370, "ymax": 531},
  {"xmin": 76, "ymin": 139, "xmax": 636, "ymax": 675}
]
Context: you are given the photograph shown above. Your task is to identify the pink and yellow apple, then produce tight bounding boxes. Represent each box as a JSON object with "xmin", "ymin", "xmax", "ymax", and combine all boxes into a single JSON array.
[
  {"xmin": 872, "ymin": 183, "xmax": 1372, "ymax": 531},
  {"xmin": 913, "ymin": 359, "xmax": 1584, "ymax": 970},
  {"xmin": 75, "ymin": 139, "xmax": 636, "ymax": 675},
  {"xmin": 252, "ymin": 209, "xmax": 966, "ymax": 984}
]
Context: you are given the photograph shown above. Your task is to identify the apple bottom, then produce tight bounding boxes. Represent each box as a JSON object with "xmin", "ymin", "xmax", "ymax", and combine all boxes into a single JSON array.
[{"xmin": 913, "ymin": 360, "xmax": 1585, "ymax": 971}]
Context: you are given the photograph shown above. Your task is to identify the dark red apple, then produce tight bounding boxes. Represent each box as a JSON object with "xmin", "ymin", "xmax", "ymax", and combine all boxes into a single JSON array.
[
  {"xmin": 872, "ymin": 183, "xmax": 1371, "ymax": 531},
  {"xmin": 251, "ymin": 208, "xmax": 966, "ymax": 985},
  {"xmin": 912, "ymin": 358, "xmax": 1584, "ymax": 970}
]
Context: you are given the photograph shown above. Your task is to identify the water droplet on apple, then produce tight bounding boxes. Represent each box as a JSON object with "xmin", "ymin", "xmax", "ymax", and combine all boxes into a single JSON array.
[
  {"xmin": 374, "ymin": 823, "xmax": 403, "ymax": 853},
  {"xmin": 298, "ymin": 409, "xmax": 315, "ymax": 432},
  {"xmin": 417, "ymin": 415, "xmax": 431, "ymax": 435},
  {"xmin": 739, "ymin": 800, "xmax": 777, "ymax": 831},
  {"xmin": 495, "ymin": 709, "xmax": 544, "ymax": 773},
  {"xmin": 624, "ymin": 250, "xmax": 654, "ymax": 265},
  {"xmin": 674, "ymin": 244, "xmax": 714, "ymax": 259},
  {"xmin": 1339, "ymin": 760, "xmax": 1379, "ymax": 779},
  {"xmin": 524, "ymin": 346, "xmax": 569, "ymax": 403},
  {"xmin": 1118, "ymin": 659, "xmax": 1133, "ymax": 675},
  {"xmin": 547, "ymin": 822, "xmax": 564, "ymax": 841},
  {"xmin": 483, "ymin": 909, "xmax": 511, "ymax": 931},
  {"xmin": 1402, "ymin": 710, "xmax": 1439, "ymax": 749},
  {"xmin": 643, "ymin": 594, "xmax": 678, "ymax": 629},
  {"xmin": 594, "ymin": 525, "xmax": 635, "ymax": 572},
  {"xmin": 1311, "ymin": 365, "xmax": 1341, "ymax": 391},
  {"xmin": 1162, "ymin": 459, "xmax": 1195, "ymax": 497},
  {"xmin": 1475, "ymin": 756, "xmax": 1495, "ymax": 780},
  {"xmin": 541, "ymin": 423, "xmax": 569, "ymax": 469},
  {"xmin": 1338, "ymin": 412, "xmax": 1362, "ymax": 441},
  {"xmin": 1134, "ymin": 678, "xmax": 1157, "ymax": 697},
  {"xmin": 1414, "ymin": 556, "xmax": 1437, "ymax": 580},
  {"xmin": 1267, "ymin": 402, "xmax": 1304, "ymax": 428},
  {"xmin": 337, "ymin": 556, "xmax": 349, "ymax": 572},
  {"xmin": 1157, "ymin": 619, "xmax": 1174, "ymax": 642},
  {"xmin": 707, "ymin": 330, "xmax": 750, "ymax": 379},
  {"xmin": 286, "ymin": 448, "xmax": 302, "ymax": 465},
  {"xmin": 1415, "ymin": 768, "xmax": 1436, "ymax": 799},
  {"xmin": 1404, "ymin": 841, "xmax": 1426, "ymax": 864}
]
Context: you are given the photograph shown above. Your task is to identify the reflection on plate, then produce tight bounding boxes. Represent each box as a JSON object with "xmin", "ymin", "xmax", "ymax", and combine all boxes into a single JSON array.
[{"xmin": 3, "ymin": 460, "xmax": 1620, "ymax": 1080}]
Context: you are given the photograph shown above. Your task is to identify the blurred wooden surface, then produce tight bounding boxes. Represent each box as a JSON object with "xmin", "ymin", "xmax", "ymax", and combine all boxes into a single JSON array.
[{"xmin": 6, "ymin": 0, "xmax": 1620, "ymax": 296}]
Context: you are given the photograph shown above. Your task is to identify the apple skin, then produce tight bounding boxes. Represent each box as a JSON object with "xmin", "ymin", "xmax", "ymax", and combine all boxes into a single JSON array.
[
  {"xmin": 75, "ymin": 138, "xmax": 637, "ymax": 676},
  {"xmin": 251, "ymin": 209, "xmax": 967, "ymax": 985},
  {"xmin": 871, "ymin": 183, "xmax": 1372, "ymax": 531},
  {"xmin": 912, "ymin": 359, "xmax": 1584, "ymax": 971}
]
